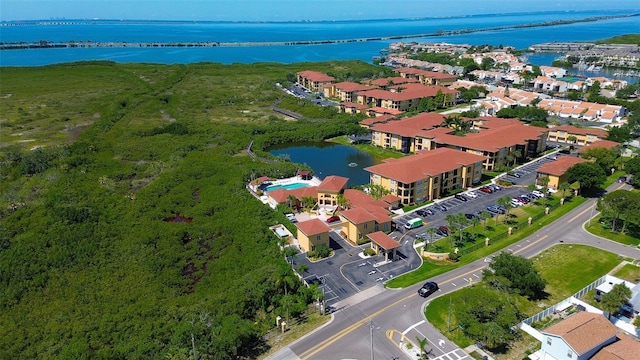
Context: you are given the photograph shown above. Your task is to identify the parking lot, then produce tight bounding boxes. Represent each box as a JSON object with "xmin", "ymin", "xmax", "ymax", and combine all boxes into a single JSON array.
[
  {"xmin": 289, "ymin": 149, "xmax": 580, "ymax": 307},
  {"xmin": 293, "ymin": 229, "xmax": 422, "ymax": 307},
  {"xmin": 394, "ymin": 151, "xmax": 575, "ymax": 246}
]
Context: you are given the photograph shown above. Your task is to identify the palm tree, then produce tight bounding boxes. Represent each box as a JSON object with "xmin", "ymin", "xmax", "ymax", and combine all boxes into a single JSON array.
[
  {"xmin": 287, "ymin": 194, "xmax": 298, "ymax": 209},
  {"xmin": 301, "ymin": 196, "xmax": 317, "ymax": 212},
  {"xmin": 470, "ymin": 216, "xmax": 481, "ymax": 238},
  {"xmin": 480, "ymin": 211, "xmax": 491, "ymax": 229},
  {"xmin": 559, "ymin": 182, "xmax": 570, "ymax": 199},
  {"xmin": 415, "ymin": 337, "xmax": 430, "ymax": 360},
  {"xmin": 454, "ymin": 213, "xmax": 469, "ymax": 245},
  {"xmin": 336, "ymin": 193, "xmax": 350, "ymax": 211},
  {"xmin": 444, "ymin": 214, "xmax": 458, "ymax": 249},
  {"xmin": 426, "ymin": 227, "xmax": 437, "ymax": 250},
  {"xmin": 496, "ymin": 196, "xmax": 512, "ymax": 223}
]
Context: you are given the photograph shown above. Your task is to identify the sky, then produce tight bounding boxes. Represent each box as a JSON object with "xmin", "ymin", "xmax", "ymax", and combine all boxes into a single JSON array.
[{"xmin": 1, "ymin": 0, "xmax": 639, "ymax": 22}]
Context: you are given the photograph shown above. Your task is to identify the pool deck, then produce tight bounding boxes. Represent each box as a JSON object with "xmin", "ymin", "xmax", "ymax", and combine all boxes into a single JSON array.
[{"xmin": 267, "ymin": 176, "xmax": 322, "ymax": 188}]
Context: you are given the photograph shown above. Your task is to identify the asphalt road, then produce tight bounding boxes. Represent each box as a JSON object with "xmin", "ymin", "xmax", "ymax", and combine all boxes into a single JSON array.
[{"xmin": 269, "ymin": 181, "xmax": 640, "ymax": 360}]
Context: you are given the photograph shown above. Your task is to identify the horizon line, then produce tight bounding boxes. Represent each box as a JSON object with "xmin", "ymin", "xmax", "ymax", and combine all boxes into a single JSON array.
[{"xmin": 2, "ymin": 8, "xmax": 639, "ymax": 25}]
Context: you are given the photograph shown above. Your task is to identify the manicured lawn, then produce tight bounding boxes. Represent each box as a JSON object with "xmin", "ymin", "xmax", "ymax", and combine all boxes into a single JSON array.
[
  {"xmin": 614, "ymin": 263, "xmax": 640, "ymax": 283},
  {"xmin": 585, "ymin": 215, "xmax": 640, "ymax": 246},
  {"xmin": 425, "ymin": 245, "xmax": 620, "ymax": 357},
  {"xmin": 387, "ymin": 195, "xmax": 587, "ymax": 288},
  {"xmin": 529, "ymin": 244, "xmax": 620, "ymax": 311}
]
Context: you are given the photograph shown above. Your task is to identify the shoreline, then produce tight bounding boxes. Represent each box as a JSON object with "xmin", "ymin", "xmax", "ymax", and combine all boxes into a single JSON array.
[{"xmin": 1, "ymin": 14, "xmax": 635, "ymax": 51}]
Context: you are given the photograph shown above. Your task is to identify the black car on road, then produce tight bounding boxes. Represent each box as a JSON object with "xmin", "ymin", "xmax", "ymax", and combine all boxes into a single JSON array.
[{"xmin": 418, "ymin": 281, "xmax": 439, "ymax": 297}]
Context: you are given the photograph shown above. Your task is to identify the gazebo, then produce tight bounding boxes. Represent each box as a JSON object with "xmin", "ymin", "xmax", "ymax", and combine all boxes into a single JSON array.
[
  {"xmin": 297, "ymin": 170, "xmax": 313, "ymax": 180},
  {"xmin": 366, "ymin": 231, "xmax": 401, "ymax": 262}
]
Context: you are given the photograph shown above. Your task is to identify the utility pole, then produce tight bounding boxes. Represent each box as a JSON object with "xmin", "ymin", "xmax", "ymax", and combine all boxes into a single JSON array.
[{"xmin": 369, "ymin": 320, "xmax": 375, "ymax": 360}]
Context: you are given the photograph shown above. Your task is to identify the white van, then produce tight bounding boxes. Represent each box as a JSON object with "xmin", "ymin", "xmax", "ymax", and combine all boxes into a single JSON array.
[{"xmin": 405, "ymin": 218, "xmax": 423, "ymax": 230}]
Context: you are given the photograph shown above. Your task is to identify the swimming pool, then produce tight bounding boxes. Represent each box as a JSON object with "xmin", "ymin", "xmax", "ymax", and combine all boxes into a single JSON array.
[{"xmin": 266, "ymin": 183, "xmax": 309, "ymax": 192}]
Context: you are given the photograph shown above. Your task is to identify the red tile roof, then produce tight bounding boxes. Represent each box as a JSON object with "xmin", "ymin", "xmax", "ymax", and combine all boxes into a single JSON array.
[
  {"xmin": 368, "ymin": 107, "xmax": 403, "ymax": 115},
  {"xmin": 537, "ymin": 157, "xmax": 588, "ymax": 176},
  {"xmin": 543, "ymin": 312, "xmax": 617, "ymax": 356},
  {"xmin": 360, "ymin": 114, "xmax": 396, "ymax": 126},
  {"xmin": 341, "ymin": 101, "xmax": 369, "ymax": 110},
  {"xmin": 370, "ymin": 112, "xmax": 445, "ymax": 137},
  {"xmin": 297, "ymin": 70, "xmax": 335, "ymax": 82},
  {"xmin": 318, "ymin": 175, "xmax": 349, "ymax": 193},
  {"xmin": 343, "ymin": 189, "xmax": 393, "ymax": 224},
  {"xmin": 333, "ymin": 81, "xmax": 376, "ymax": 92},
  {"xmin": 367, "ymin": 231, "xmax": 401, "ymax": 250},
  {"xmin": 296, "ymin": 218, "xmax": 331, "ymax": 236},
  {"xmin": 551, "ymin": 125, "xmax": 608, "ymax": 138},
  {"xmin": 364, "ymin": 148, "xmax": 486, "ymax": 184},
  {"xmin": 340, "ymin": 207, "xmax": 376, "ymax": 224},
  {"xmin": 578, "ymin": 140, "xmax": 620, "ymax": 153},
  {"xmin": 429, "ymin": 119, "xmax": 548, "ymax": 152},
  {"xmin": 368, "ymin": 77, "xmax": 419, "ymax": 87},
  {"xmin": 357, "ymin": 84, "xmax": 457, "ymax": 102},
  {"xmin": 268, "ymin": 186, "xmax": 318, "ymax": 203},
  {"xmin": 395, "ymin": 67, "xmax": 458, "ymax": 80},
  {"xmin": 381, "ymin": 194, "xmax": 401, "ymax": 203}
]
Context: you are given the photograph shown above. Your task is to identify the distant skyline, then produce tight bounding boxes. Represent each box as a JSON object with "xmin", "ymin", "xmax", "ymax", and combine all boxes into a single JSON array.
[{"xmin": 2, "ymin": 0, "xmax": 639, "ymax": 22}]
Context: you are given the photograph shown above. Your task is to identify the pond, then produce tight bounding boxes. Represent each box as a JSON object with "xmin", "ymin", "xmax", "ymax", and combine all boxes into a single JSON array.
[{"xmin": 268, "ymin": 141, "xmax": 381, "ymax": 187}]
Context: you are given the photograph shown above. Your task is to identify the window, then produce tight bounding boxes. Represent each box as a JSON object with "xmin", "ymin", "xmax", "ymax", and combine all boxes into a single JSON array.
[
  {"xmin": 567, "ymin": 350, "xmax": 572, "ymax": 358},
  {"xmin": 316, "ymin": 235, "xmax": 321, "ymax": 241},
  {"xmin": 363, "ymin": 223, "xmax": 368, "ymax": 230},
  {"xmin": 546, "ymin": 337, "xmax": 552, "ymax": 346}
]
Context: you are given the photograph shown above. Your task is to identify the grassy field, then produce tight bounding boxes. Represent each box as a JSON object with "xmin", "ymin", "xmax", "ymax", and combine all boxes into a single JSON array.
[
  {"xmin": 614, "ymin": 263, "xmax": 640, "ymax": 282},
  {"xmin": 387, "ymin": 194, "xmax": 586, "ymax": 288},
  {"xmin": 0, "ymin": 60, "xmax": 389, "ymax": 359},
  {"xmin": 425, "ymin": 244, "xmax": 621, "ymax": 358},
  {"xmin": 585, "ymin": 215, "xmax": 640, "ymax": 246}
]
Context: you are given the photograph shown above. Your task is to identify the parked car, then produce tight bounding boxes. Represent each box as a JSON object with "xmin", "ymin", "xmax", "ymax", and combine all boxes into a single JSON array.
[
  {"xmin": 465, "ymin": 213, "xmax": 479, "ymax": 220},
  {"xmin": 435, "ymin": 204, "xmax": 448, "ymax": 212},
  {"xmin": 437, "ymin": 225, "xmax": 449, "ymax": 236},
  {"xmin": 479, "ymin": 186, "xmax": 493, "ymax": 194},
  {"xmin": 488, "ymin": 184, "xmax": 501, "ymax": 192},
  {"xmin": 417, "ymin": 281, "xmax": 439, "ymax": 298},
  {"xmin": 454, "ymin": 193, "xmax": 468, "ymax": 202},
  {"xmin": 532, "ymin": 190, "xmax": 544, "ymax": 198},
  {"xmin": 417, "ymin": 208, "xmax": 434, "ymax": 217},
  {"xmin": 466, "ymin": 191, "xmax": 478, "ymax": 198},
  {"xmin": 518, "ymin": 195, "xmax": 531, "ymax": 204},
  {"xmin": 487, "ymin": 205, "xmax": 505, "ymax": 214},
  {"xmin": 618, "ymin": 176, "xmax": 627, "ymax": 183},
  {"xmin": 510, "ymin": 198, "xmax": 523, "ymax": 207},
  {"xmin": 326, "ymin": 215, "xmax": 341, "ymax": 223},
  {"xmin": 285, "ymin": 213, "xmax": 298, "ymax": 223}
]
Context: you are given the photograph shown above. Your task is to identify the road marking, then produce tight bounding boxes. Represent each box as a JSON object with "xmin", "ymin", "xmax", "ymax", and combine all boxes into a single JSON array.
[
  {"xmin": 567, "ymin": 203, "xmax": 594, "ymax": 223},
  {"xmin": 300, "ymin": 244, "xmax": 533, "ymax": 358},
  {"xmin": 438, "ymin": 339, "xmax": 445, "ymax": 347},
  {"xmin": 513, "ymin": 235, "xmax": 548, "ymax": 255},
  {"xmin": 402, "ymin": 320, "xmax": 425, "ymax": 335},
  {"xmin": 299, "ymin": 293, "xmax": 419, "ymax": 359}
]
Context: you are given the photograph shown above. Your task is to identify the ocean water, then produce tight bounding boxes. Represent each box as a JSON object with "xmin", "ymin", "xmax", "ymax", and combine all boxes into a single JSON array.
[{"xmin": 1, "ymin": 10, "xmax": 639, "ymax": 66}]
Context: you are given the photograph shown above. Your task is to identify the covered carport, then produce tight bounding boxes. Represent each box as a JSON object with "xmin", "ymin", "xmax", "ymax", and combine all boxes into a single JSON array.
[{"xmin": 367, "ymin": 231, "xmax": 401, "ymax": 262}]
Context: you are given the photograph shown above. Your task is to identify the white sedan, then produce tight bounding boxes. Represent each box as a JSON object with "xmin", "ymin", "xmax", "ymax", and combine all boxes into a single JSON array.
[{"xmin": 466, "ymin": 190, "xmax": 479, "ymax": 198}]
